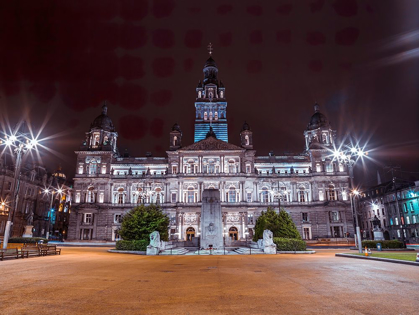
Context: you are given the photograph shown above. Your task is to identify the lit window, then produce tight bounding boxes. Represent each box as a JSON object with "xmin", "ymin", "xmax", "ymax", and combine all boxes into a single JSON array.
[
  {"xmin": 84, "ymin": 213, "xmax": 92, "ymax": 224},
  {"xmin": 229, "ymin": 188, "xmax": 237, "ymax": 203}
]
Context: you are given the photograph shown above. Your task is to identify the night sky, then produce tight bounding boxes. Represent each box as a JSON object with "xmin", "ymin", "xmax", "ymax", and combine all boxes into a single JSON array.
[{"xmin": 0, "ymin": 0, "xmax": 418, "ymax": 184}]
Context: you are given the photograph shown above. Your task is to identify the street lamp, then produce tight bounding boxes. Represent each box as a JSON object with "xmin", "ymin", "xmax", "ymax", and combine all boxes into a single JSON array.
[
  {"xmin": 332, "ymin": 145, "xmax": 368, "ymax": 254},
  {"xmin": 1, "ymin": 126, "xmax": 39, "ymax": 249}
]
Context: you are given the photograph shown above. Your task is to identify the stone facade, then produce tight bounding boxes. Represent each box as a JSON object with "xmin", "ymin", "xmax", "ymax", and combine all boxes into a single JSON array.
[{"xmin": 68, "ymin": 53, "xmax": 354, "ymax": 243}]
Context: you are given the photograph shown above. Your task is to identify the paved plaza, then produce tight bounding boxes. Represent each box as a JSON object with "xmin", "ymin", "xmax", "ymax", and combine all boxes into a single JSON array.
[{"xmin": 1, "ymin": 247, "xmax": 418, "ymax": 314}]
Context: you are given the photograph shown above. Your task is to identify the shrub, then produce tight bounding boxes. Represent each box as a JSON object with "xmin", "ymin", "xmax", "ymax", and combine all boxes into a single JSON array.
[
  {"xmin": 116, "ymin": 240, "xmax": 148, "ymax": 251},
  {"xmin": 119, "ymin": 204, "xmax": 170, "ymax": 241},
  {"xmin": 362, "ymin": 240, "xmax": 404, "ymax": 249},
  {"xmin": 273, "ymin": 237, "xmax": 307, "ymax": 251},
  {"xmin": 253, "ymin": 207, "xmax": 301, "ymax": 241},
  {"xmin": 8, "ymin": 237, "xmax": 48, "ymax": 244}
]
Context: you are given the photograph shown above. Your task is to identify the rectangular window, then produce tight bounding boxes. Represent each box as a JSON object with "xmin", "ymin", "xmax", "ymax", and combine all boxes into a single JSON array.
[
  {"xmin": 413, "ymin": 216, "xmax": 417, "ymax": 224},
  {"xmin": 395, "ymin": 217, "xmax": 399, "ymax": 225},
  {"xmin": 403, "ymin": 204, "xmax": 408, "ymax": 213},
  {"xmin": 247, "ymin": 214, "xmax": 254, "ymax": 224},
  {"xmin": 171, "ymin": 193, "xmax": 177, "ymax": 203},
  {"xmin": 172, "ymin": 165, "xmax": 178, "ymax": 174},
  {"xmin": 410, "ymin": 202, "xmax": 414, "ymax": 212},
  {"xmin": 246, "ymin": 192, "xmax": 252, "ymax": 202},
  {"xmin": 78, "ymin": 165, "xmax": 83, "ymax": 175},
  {"xmin": 330, "ymin": 211, "xmax": 340, "ymax": 222},
  {"xmin": 187, "ymin": 191, "xmax": 194, "ymax": 203},
  {"xmin": 316, "ymin": 164, "xmax": 321, "ymax": 172},
  {"xmin": 114, "ymin": 214, "xmax": 122, "ymax": 224},
  {"xmin": 406, "ymin": 216, "xmax": 410, "ymax": 224},
  {"xmin": 302, "ymin": 212, "xmax": 308, "ymax": 222},
  {"xmin": 319, "ymin": 190, "xmax": 324, "ymax": 201},
  {"xmin": 7, "ymin": 182, "xmax": 11, "ymax": 190},
  {"xmin": 84, "ymin": 213, "xmax": 92, "ymax": 224},
  {"xmin": 76, "ymin": 193, "xmax": 81, "ymax": 203},
  {"xmin": 246, "ymin": 165, "xmax": 251, "ymax": 174},
  {"xmin": 299, "ymin": 191, "xmax": 305, "ymax": 202},
  {"xmin": 99, "ymin": 193, "xmax": 104, "ymax": 203},
  {"xmin": 118, "ymin": 194, "xmax": 124, "ymax": 204},
  {"xmin": 101, "ymin": 165, "xmax": 106, "ymax": 174}
]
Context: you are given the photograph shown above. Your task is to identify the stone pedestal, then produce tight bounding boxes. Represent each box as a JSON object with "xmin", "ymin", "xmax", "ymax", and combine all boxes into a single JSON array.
[
  {"xmin": 22, "ymin": 225, "xmax": 33, "ymax": 238},
  {"xmin": 200, "ymin": 189, "xmax": 223, "ymax": 249},
  {"xmin": 146, "ymin": 246, "xmax": 159, "ymax": 255},
  {"xmin": 264, "ymin": 245, "xmax": 277, "ymax": 254},
  {"xmin": 373, "ymin": 230, "xmax": 385, "ymax": 241}
]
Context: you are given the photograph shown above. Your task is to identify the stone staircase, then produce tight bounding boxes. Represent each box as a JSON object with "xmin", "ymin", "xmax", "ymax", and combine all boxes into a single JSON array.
[
  {"xmin": 234, "ymin": 247, "xmax": 265, "ymax": 255},
  {"xmin": 159, "ymin": 248, "xmax": 189, "ymax": 255}
]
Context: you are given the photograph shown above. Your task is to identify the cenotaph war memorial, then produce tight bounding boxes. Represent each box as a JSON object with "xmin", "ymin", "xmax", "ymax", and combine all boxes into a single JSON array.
[{"xmin": 200, "ymin": 189, "xmax": 223, "ymax": 249}]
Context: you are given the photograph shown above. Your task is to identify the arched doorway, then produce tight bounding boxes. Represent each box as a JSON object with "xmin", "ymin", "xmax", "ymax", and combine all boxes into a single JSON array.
[
  {"xmin": 186, "ymin": 227, "xmax": 195, "ymax": 241},
  {"xmin": 384, "ymin": 230, "xmax": 390, "ymax": 240},
  {"xmin": 229, "ymin": 227, "xmax": 238, "ymax": 241}
]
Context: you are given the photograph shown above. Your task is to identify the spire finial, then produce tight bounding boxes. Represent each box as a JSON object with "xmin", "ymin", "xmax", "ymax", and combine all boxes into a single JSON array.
[
  {"xmin": 207, "ymin": 42, "xmax": 213, "ymax": 56},
  {"xmin": 102, "ymin": 100, "xmax": 108, "ymax": 115}
]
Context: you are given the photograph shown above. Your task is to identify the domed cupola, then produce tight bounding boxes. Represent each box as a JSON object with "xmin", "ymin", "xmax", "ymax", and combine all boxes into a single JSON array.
[
  {"xmin": 307, "ymin": 103, "xmax": 329, "ymax": 131},
  {"xmin": 90, "ymin": 103, "xmax": 115, "ymax": 132},
  {"xmin": 203, "ymin": 56, "xmax": 218, "ymax": 85},
  {"xmin": 303, "ymin": 102, "xmax": 335, "ymax": 151},
  {"xmin": 240, "ymin": 121, "xmax": 253, "ymax": 149},
  {"xmin": 82, "ymin": 102, "xmax": 118, "ymax": 152}
]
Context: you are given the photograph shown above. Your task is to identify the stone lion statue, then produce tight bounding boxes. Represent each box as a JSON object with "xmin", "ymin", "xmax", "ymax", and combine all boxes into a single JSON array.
[
  {"xmin": 263, "ymin": 229, "xmax": 274, "ymax": 247},
  {"xmin": 149, "ymin": 231, "xmax": 161, "ymax": 248}
]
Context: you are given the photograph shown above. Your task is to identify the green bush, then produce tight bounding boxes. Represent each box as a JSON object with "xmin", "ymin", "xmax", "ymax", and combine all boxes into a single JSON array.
[
  {"xmin": 116, "ymin": 240, "xmax": 148, "ymax": 251},
  {"xmin": 362, "ymin": 240, "xmax": 404, "ymax": 249},
  {"xmin": 273, "ymin": 237, "xmax": 307, "ymax": 251},
  {"xmin": 8, "ymin": 237, "xmax": 48, "ymax": 244},
  {"xmin": 119, "ymin": 204, "xmax": 170, "ymax": 241},
  {"xmin": 253, "ymin": 207, "xmax": 301, "ymax": 242}
]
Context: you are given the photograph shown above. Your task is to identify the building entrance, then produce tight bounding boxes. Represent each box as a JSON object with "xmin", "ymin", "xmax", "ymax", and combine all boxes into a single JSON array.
[
  {"xmin": 186, "ymin": 227, "xmax": 195, "ymax": 241},
  {"xmin": 229, "ymin": 227, "xmax": 238, "ymax": 240}
]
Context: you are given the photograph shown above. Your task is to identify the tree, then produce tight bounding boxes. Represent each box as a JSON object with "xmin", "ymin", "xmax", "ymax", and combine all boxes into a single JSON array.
[
  {"xmin": 119, "ymin": 204, "xmax": 170, "ymax": 241},
  {"xmin": 253, "ymin": 207, "xmax": 301, "ymax": 241}
]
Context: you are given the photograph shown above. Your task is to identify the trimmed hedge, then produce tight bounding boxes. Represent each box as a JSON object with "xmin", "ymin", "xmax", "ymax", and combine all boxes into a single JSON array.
[
  {"xmin": 116, "ymin": 239, "xmax": 148, "ymax": 251},
  {"xmin": 8, "ymin": 237, "xmax": 48, "ymax": 244},
  {"xmin": 362, "ymin": 240, "xmax": 404, "ymax": 249},
  {"xmin": 273, "ymin": 237, "xmax": 307, "ymax": 251}
]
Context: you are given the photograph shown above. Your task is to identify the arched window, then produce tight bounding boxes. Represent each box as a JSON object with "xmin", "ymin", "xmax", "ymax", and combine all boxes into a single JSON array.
[
  {"xmin": 89, "ymin": 160, "xmax": 97, "ymax": 175},
  {"xmin": 214, "ymin": 112, "xmax": 218, "ymax": 120},
  {"xmin": 209, "ymin": 112, "xmax": 213, "ymax": 121},
  {"xmin": 342, "ymin": 190, "xmax": 348, "ymax": 201},
  {"xmin": 173, "ymin": 136, "xmax": 177, "ymax": 146},
  {"xmin": 87, "ymin": 186, "xmax": 95, "ymax": 203},
  {"xmin": 339, "ymin": 163, "xmax": 344, "ymax": 172},
  {"xmin": 319, "ymin": 190, "xmax": 324, "ymax": 201},
  {"xmin": 155, "ymin": 187, "xmax": 162, "ymax": 204},
  {"xmin": 328, "ymin": 185, "xmax": 336, "ymax": 201},
  {"xmin": 228, "ymin": 160, "xmax": 235, "ymax": 173},
  {"xmin": 204, "ymin": 112, "xmax": 208, "ymax": 120},
  {"xmin": 299, "ymin": 187, "xmax": 306, "ymax": 202},
  {"xmin": 229, "ymin": 227, "xmax": 238, "ymax": 240},
  {"xmin": 245, "ymin": 135, "xmax": 249, "ymax": 145},
  {"xmin": 220, "ymin": 91, "xmax": 224, "ymax": 98},
  {"xmin": 198, "ymin": 91, "xmax": 202, "ymax": 98},
  {"xmin": 208, "ymin": 160, "xmax": 215, "ymax": 174},
  {"xmin": 117, "ymin": 188, "xmax": 124, "ymax": 204},
  {"xmin": 261, "ymin": 188, "xmax": 269, "ymax": 203},
  {"xmin": 228, "ymin": 187, "xmax": 236, "ymax": 203}
]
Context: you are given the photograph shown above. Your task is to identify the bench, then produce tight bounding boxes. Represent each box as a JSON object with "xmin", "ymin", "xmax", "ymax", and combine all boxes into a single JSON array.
[
  {"xmin": 0, "ymin": 248, "xmax": 20, "ymax": 261},
  {"xmin": 21, "ymin": 245, "xmax": 42, "ymax": 258},
  {"xmin": 40, "ymin": 245, "xmax": 61, "ymax": 256}
]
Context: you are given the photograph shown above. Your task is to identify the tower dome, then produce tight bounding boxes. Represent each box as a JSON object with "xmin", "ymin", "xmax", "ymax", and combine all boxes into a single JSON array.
[
  {"xmin": 307, "ymin": 103, "xmax": 329, "ymax": 131},
  {"xmin": 91, "ymin": 103, "xmax": 115, "ymax": 132}
]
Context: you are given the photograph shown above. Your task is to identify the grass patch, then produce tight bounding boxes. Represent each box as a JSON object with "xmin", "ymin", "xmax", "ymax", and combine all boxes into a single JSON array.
[{"xmin": 350, "ymin": 252, "xmax": 417, "ymax": 262}]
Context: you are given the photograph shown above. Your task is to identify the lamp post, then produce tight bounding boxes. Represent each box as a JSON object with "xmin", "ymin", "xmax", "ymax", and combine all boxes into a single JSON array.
[
  {"xmin": 1, "ymin": 127, "xmax": 38, "ymax": 249},
  {"xmin": 332, "ymin": 145, "xmax": 367, "ymax": 254}
]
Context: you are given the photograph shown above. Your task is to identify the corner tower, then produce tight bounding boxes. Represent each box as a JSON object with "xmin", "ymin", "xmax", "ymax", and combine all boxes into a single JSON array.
[{"xmin": 194, "ymin": 44, "xmax": 228, "ymax": 143}]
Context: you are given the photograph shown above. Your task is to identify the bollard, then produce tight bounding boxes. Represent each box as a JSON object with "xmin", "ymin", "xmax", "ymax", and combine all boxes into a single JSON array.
[
  {"xmin": 365, "ymin": 246, "xmax": 368, "ymax": 256},
  {"xmin": 416, "ymin": 253, "xmax": 419, "ymax": 262}
]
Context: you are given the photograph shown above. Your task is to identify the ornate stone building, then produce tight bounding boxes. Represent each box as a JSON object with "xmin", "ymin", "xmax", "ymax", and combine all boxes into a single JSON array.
[{"xmin": 68, "ymin": 52, "xmax": 354, "ymax": 243}]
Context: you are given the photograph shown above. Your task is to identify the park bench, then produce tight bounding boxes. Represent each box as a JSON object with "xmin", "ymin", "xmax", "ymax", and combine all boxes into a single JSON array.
[
  {"xmin": 40, "ymin": 245, "xmax": 61, "ymax": 256},
  {"xmin": 0, "ymin": 248, "xmax": 20, "ymax": 261},
  {"xmin": 21, "ymin": 245, "xmax": 42, "ymax": 258}
]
